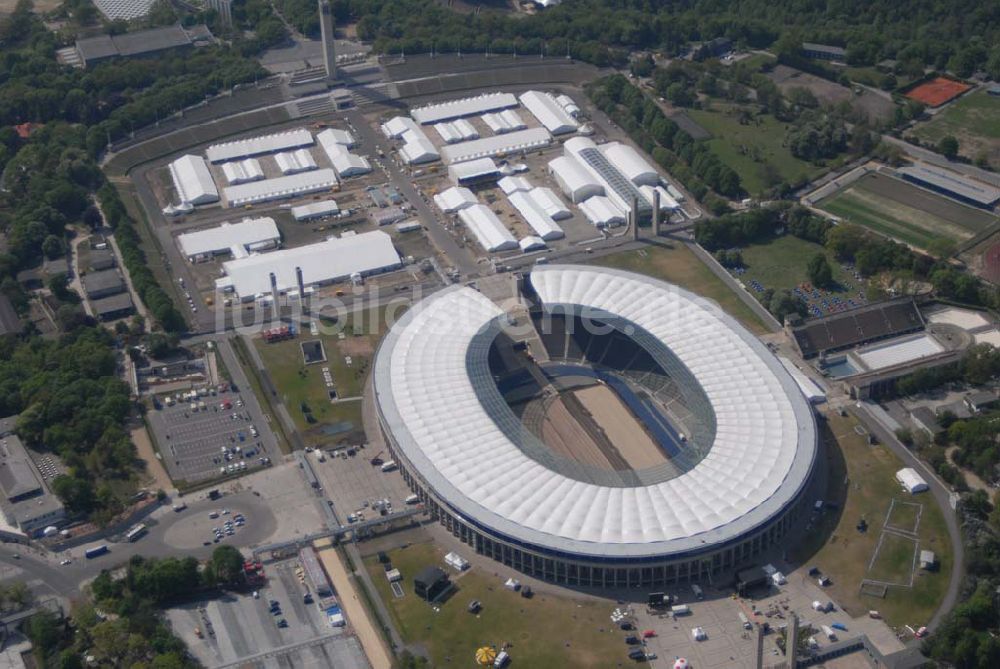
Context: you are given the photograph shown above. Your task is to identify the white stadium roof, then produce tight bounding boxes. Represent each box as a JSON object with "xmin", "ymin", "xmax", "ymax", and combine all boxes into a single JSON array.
[
  {"xmin": 434, "ymin": 186, "xmax": 478, "ymax": 213},
  {"xmin": 373, "ymin": 266, "xmax": 817, "ymax": 559},
  {"xmin": 206, "ymin": 128, "xmax": 314, "ymax": 163},
  {"xmin": 519, "ymin": 90, "xmax": 579, "ymax": 135},
  {"xmin": 274, "ymin": 148, "xmax": 318, "ymax": 175},
  {"xmin": 441, "ymin": 127, "xmax": 552, "ymax": 165},
  {"xmin": 458, "ymin": 204, "xmax": 517, "ymax": 252},
  {"xmin": 411, "ymin": 92, "xmax": 518, "ymax": 125},
  {"xmin": 219, "ymin": 230, "xmax": 399, "ymax": 298},
  {"xmin": 508, "ymin": 191, "xmax": 565, "ymax": 241},
  {"xmin": 223, "ymin": 169, "xmax": 338, "ymax": 207},
  {"xmin": 177, "ymin": 218, "xmax": 280, "ymax": 259},
  {"xmin": 169, "ymin": 155, "xmax": 219, "ymax": 206},
  {"xmin": 221, "ymin": 158, "xmax": 264, "ymax": 185}
]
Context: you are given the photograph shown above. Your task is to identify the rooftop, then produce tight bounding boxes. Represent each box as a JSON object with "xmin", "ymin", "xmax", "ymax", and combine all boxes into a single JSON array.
[
  {"xmin": 897, "ymin": 163, "xmax": 1000, "ymax": 206},
  {"xmin": 92, "ymin": 293, "xmax": 135, "ymax": 318},
  {"xmin": 76, "ymin": 24, "xmax": 197, "ymax": 63},
  {"xmin": 0, "ymin": 435, "xmax": 41, "ymax": 502},
  {"xmin": 791, "ymin": 298, "xmax": 923, "ymax": 358},
  {"xmin": 82, "ymin": 269, "xmax": 125, "ymax": 295}
]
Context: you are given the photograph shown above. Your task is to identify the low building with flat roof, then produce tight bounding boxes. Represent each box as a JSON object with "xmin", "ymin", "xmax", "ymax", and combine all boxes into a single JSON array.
[
  {"xmin": 75, "ymin": 24, "xmax": 207, "ymax": 67},
  {"xmin": 897, "ymin": 163, "xmax": 1000, "ymax": 209},
  {"xmin": 83, "ymin": 270, "xmax": 126, "ymax": 300},
  {"xmin": 0, "ymin": 430, "xmax": 65, "ymax": 536},
  {"xmin": 93, "ymin": 293, "xmax": 135, "ymax": 321},
  {"xmin": 802, "ymin": 42, "xmax": 847, "ymax": 61}
]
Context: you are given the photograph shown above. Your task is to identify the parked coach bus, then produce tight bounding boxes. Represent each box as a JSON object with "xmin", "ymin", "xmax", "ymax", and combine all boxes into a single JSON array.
[
  {"xmin": 125, "ymin": 524, "xmax": 148, "ymax": 542},
  {"xmin": 85, "ymin": 545, "xmax": 109, "ymax": 559}
]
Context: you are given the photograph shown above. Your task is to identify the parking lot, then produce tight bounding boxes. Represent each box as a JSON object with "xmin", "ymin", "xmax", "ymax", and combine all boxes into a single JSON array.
[
  {"xmin": 627, "ymin": 566, "xmax": 906, "ymax": 669},
  {"xmin": 167, "ymin": 558, "xmax": 368, "ymax": 668},
  {"xmin": 309, "ymin": 447, "xmax": 413, "ymax": 526},
  {"xmin": 146, "ymin": 386, "xmax": 280, "ymax": 484}
]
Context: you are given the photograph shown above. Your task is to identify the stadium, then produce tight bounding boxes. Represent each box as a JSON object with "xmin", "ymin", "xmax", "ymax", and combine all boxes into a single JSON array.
[{"xmin": 373, "ymin": 266, "xmax": 818, "ymax": 588}]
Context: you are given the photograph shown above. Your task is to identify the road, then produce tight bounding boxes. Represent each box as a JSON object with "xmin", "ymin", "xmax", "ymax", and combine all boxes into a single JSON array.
[
  {"xmin": 343, "ymin": 108, "xmax": 479, "ymax": 278},
  {"xmin": 851, "ymin": 402, "xmax": 964, "ymax": 632}
]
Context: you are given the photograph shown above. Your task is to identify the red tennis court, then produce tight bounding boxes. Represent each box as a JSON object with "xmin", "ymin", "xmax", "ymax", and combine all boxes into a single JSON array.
[{"xmin": 904, "ymin": 77, "xmax": 971, "ymax": 107}]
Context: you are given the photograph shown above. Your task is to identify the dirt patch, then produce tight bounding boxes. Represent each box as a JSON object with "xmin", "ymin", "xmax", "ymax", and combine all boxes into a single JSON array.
[
  {"xmin": 340, "ymin": 335, "xmax": 374, "ymax": 356},
  {"xmin": 904, "ymin": 77, "xmax": 972, "ymax": 108},
  {"xmin": 132, "ymin": 424, "xmax": 174, "ymax": 492},
  {"xmin": 575, "ymin": 384, "xmax": 665, "ymax": 470},
  {"xmin": 768, "ymin": 65, "xmax": 895, "ymax": 122},
  {"xmin": 538, "ymin": 395, "xmax": 610, "ymax": 470}
]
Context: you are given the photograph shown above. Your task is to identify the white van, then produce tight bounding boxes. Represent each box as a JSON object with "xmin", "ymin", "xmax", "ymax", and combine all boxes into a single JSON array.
[
  {"xmin": 380, "ymin": 461, "xmax": 398, "ymax": 472},
  {"xmin": 738, "ymin": 611, "xmax": 751, "ymax": 629},
  {"xmin": 671, "ymin": 604, "xmax": 690, "ymax": 616},
  {"xmin": 493, "ymin": 651, "xmax": 510, "ymax": 668}
]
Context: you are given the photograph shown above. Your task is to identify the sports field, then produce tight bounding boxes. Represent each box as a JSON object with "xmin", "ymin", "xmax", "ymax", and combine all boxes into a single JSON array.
[
  {"xmin": 591, "ymin": 242, "xmax": 769, "ymax": 334},
  {"xmin": 687, "ymin": 102, "xmax": 828, "ymax": 195},
  {"xmin": 910, "ymin": 89, "xmax": 1000, "ymax": 165},
  {"xmin": 904, "ymin": 77, "xmax": 972, "ymax": 107},
  {"xmin": 789, "ymin": 412, "xmax": 951, "ymax": 628},
  {"xmin": 818, "ymin": 172, "xmax": 998, "ymax": 251},
  {"xmin": 537, "ymin": 395, "xmax": 609, "ymax": 469},
  {"xmin": 365, "ymin": 542, "xmax": 625, "ymax": 668},
  {"xmin": 575, "ymin": 385, "xmax": 663, "ymax": 470}
]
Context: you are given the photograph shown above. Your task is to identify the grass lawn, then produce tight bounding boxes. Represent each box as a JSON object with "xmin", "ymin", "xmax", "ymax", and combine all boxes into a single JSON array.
[
  {"xmin": 910, "ymin": 89, "xmax": 1000, "ymax": 163},
  {"xmin": 790, "ymin": 412, "xmax": 952, "ymax": 629},
  {"xmin": 590, "ymin": 241, "xmax": 769, "ymax": 334},
  {"xmin": 885, "ymin": 500, "xmax": 921, "ymax": 533},
  {"xmin": 738, "ymin": 234, "xmax": 872, "ymax": 315},
  {"xmin": 365, "ymin": 542, "xmax": 626, "ymax": 668},
  {"xmin": 253, "ymin": 307, "xmax": 393, "ymax": 447},
  {"xmin": 868, "ymin": 533, "xmax": 919, "ymax": 584},
  {"xmin": 687, "ymin": 102, "xmax": 828, "ymax": 195}
]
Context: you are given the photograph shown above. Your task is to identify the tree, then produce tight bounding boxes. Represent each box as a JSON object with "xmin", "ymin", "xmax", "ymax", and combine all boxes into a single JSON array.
[
  {"xmin": 937, "ymin": 135, "xmax": 960, "ymax": 159},
  {"xmin": 42, "ymin": 235, "xmax": 64, "ymax": 260},
  {"xmin": 807, "ymin": 253, "xmax": 834, "ymax": 288},
  {"xmin": 206, "ymin": 545, "xmax": 244, "ymax": 586}
]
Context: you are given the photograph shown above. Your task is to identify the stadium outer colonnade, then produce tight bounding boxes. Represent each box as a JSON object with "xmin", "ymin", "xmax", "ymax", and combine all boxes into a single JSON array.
[{"xmin": 385, "ymin": 443, "xmax": 813, "ymax": 589}]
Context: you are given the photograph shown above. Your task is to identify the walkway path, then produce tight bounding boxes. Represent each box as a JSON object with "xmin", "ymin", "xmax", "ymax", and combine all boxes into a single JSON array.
[{"xmin": 315, "ymin": 539, "xmax": 392, "ymax": 669}]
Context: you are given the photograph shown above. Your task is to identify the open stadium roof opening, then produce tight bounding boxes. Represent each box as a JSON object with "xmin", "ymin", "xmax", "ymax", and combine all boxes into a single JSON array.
[{"xmin": 374, "ymin": 266, "xmax": 817, "ymax": 564}]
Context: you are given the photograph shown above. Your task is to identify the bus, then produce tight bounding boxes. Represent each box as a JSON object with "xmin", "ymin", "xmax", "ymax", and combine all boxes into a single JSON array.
[
  {"xmin": 125, "ymin": 524, "xmax": 148, "ymax": 542},
  {"xmin": 85, "ymin": 545, "xmax": 109, "ymax": 559}
]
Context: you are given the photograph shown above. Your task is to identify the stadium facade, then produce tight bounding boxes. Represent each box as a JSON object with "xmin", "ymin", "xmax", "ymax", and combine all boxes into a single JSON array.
[{"xmin": 373, "ymin": 266, "xmax": 818, "ymax": 587}]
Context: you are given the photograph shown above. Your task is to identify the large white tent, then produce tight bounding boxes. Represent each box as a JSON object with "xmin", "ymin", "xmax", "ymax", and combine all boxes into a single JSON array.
[
  {"xmin": 549, "ymin": 156, "xmax": 604, "ymax": 203},
  {"xmin": 177, "ymin": 217, "xmax": 280, "ymax": 261},
  {"xmin": 508, "ymin": 191, "xmax": 565, "ymax": 241},
  {"xmin": 218, "ymin": 230, "xmax": 400, "ymax": 300},
  {"xmin": 206, "ymin": 128, "xmax": 314, "ymax": 163},
  {"xmin": 519, "ymin": 90, "xmax": 579, "ymax": 135},
  {"xmin": 896, "ymin": 468, "xmax": 929, "ymax": 494},
  {"xmin": 458, "ymin": 204, "xmax": 517, "ymax": 252},
  {"xmin": 223, "ymin": 169, "xmax": 338, "ymax": 207},
  {"xmin": 169, "ymin": 155, "xmax": 219, "ymax": 205}
]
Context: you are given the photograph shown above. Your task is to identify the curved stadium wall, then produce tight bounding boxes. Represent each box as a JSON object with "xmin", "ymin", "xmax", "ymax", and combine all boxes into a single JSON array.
[{"xmin": 373, "ymin": 266, "xmax": 818, "ymax": 588}]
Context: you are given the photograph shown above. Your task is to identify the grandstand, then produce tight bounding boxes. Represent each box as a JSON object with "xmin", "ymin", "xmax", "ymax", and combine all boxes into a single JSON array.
[{"xmin": 789, "ymin": 298, "xmax": 925, "ymax": 359}]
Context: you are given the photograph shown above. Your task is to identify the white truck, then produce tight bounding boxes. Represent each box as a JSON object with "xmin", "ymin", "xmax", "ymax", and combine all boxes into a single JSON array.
[{"xmin": 380, "ymin": 461, "xmax": 398, "ymax": 472}]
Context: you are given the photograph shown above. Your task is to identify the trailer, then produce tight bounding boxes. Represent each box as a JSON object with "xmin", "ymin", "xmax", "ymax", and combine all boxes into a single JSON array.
[{"xmin": 85, "ymin": 545, "xmax": 109, "ymax": 559}]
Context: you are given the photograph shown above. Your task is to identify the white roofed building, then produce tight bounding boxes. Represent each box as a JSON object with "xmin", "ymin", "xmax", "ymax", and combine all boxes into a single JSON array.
[
  {"xmin": 411, "ymin": 92, "xmax": 518, "ymax": 125},
  {"xmin": 601, "ymin": 143, "xmax": 659, "ymax": 186},
  {"xmin": 223, "ymin": 169, "xmax": 338, "ymax": 207},
  {"xmin": 508, "ymin": 191, "xmax": 565, "ymax": 241},
  {"xmin": 400, "ymin": 134, "xmax": 440, "ymax": 164},
  {"xmin": 519, "ymin": 90, "xmax": 579, "ymax": 135},
  {"xmin": 639, "ymin": 184, "xmax": 680, "ymax": 212},
  {"xmin": 529, "ymin": 187, "xmax": 571, "ymax": 220},
  {"xmin": 579, "ymin": 195, "xmax": 626, "ymax": 227},
  {"xmin": 177, "ymin": 217, "xmax": 280, "ymax": 262},
  {"xmin": 291, "ymin": 200, "xmax": 339, "ymax": 221},
  {"xmin": 440, "ymin": 127, "xmax": 552, "ymax": 165},
  {"xmin": 482, "ymin": 109, "xmax": 526, "ymax": 134},
  {"xmin": 896, "ymin": 468, "xmax": 929, "ymax": 494},
  {"xmin": 317, "ymin": 128, "xmax": 356, "ymax": 148},
  {"xmin": 169, "ymin": 155, "xmax": 219, "ymax": 206},
  {"xmin": 447, "ymin": 158, "xmax": 500, "ymax": 186},
  {"xmin": 218, "ymin": 230, "xmax": 400, "ymax": 301},
  {"xmin": 274, "ymin": 148, "xmax": 318, "ymax": 175},
  {"xmin": 221, "ymin": 158, "xmax": 264, "ymax": 185},
  {"xmin": 498, "ymin": 176, "xmax": 533, "ymax": 195},
  {"xmin": 458, "ymin": 204, "xmax": 517, "ymax": 252},
  {"xmin": 519, "ymin": 236, "xmax": 547, "ymax": 252},
  {"xmin": 549, "ymin": 156, "xmax": 603, "ymax": 203},
  {"xmin": 555, "ymin": 94, "xmax": 581, "ymax": 117},
  {"xmin": 434, "ymin": 187, "xmax": 478, "ymax": 213},
  {"xmin": 206, "ymin": 128, "xmax": 314, "ymax": 163},
  {"xmin": 381, "ymin": 116, "xmax": 417, "ymax": 139}
]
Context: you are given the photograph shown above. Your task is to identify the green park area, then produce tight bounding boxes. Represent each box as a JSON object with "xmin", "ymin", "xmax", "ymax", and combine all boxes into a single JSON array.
[
  {"xmin": 687, "ymin": 102, "xmax": 829, "ymax": 195},
  {"xmin": 739, "ymin": 234, "xmax": 870, "ymax": 297},
  {"xmin": 591, "ymin": 242, "xmax": 769, "ymax": 334},
  {"xmin": 252, "ymin": 307, "xmax": 398, "ymax": 447},
  {"xmin": 790, "ymin": 412, "xmax": 952, "ymax": 629},
  {"xmin": 910, "ymin": 89, "xmax": 1000, "ymax": 164},
  {"xmin": 365, "ymin": 542, "xmax": 625, "ymax": 668}
]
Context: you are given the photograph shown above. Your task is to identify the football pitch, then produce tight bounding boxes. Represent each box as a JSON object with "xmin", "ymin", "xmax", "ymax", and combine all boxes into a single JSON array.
[{"xmin": 818, "ymin": 173, "xmax": 998, "ymax": 251}]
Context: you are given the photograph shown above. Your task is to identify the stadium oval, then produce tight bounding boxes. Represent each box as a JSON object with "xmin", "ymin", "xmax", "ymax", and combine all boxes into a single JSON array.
[{"xmin": 373, "ymin": 266, "xmax": 817, "ymax": 587}]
